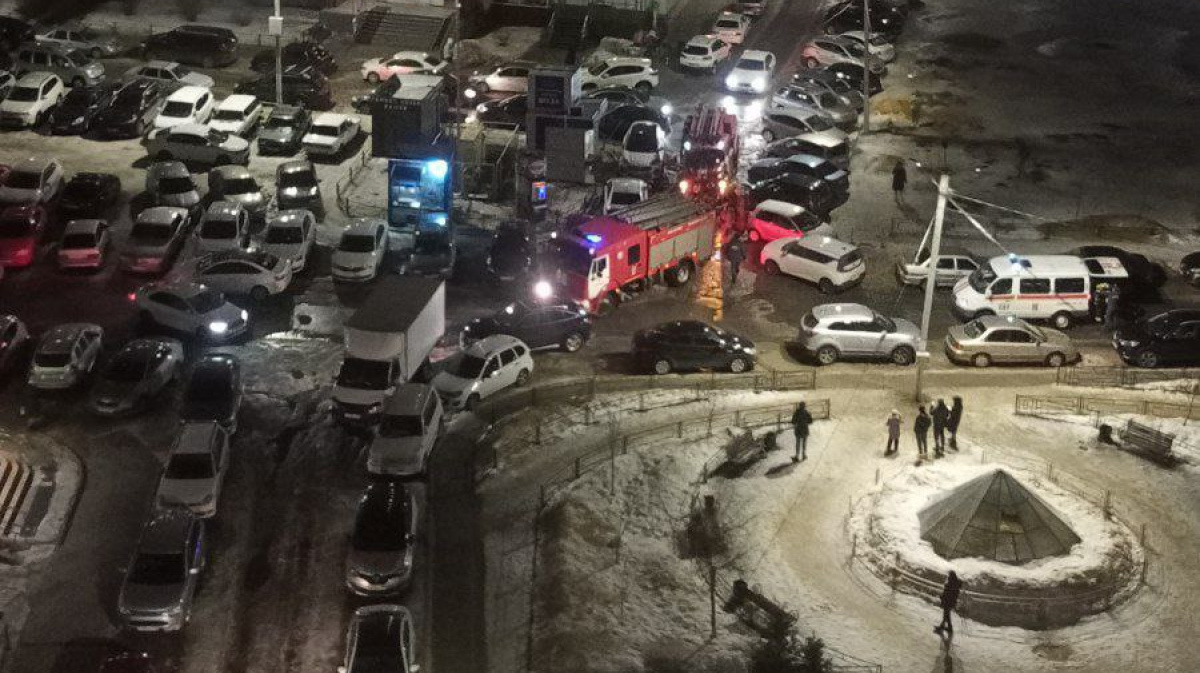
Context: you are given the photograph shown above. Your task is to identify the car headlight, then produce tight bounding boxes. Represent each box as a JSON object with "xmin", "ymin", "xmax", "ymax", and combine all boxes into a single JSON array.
[
  {"xmin": 752, "ymin": 78, "xmax": 766, "ymax": 93},
  {"xmin": 73, "ymin": 116, "xmax": 85, "ymax": 124},
  {"xmin": 199, "ymin": 494, "xmax": 214, "ymax": 505},
  {"xmin": 742, "ymin": 346, "xmax": 757, "ymax": 355},
  {"xmin": 240, "ymin": 310, "xmax": 249, "ymax": 321},
  {"xmin": 1118, "ymin": 339, "xmax": 1140, "ymax": 348},
  {"xmin": 725, "ymin": 74, "xmax": 737, "ymax": 88},
  {"xmin": 209, "ymin": 321, "xmax": 229, "ymax": 334}
]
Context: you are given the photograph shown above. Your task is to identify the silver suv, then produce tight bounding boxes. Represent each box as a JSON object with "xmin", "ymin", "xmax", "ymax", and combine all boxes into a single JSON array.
[
  {"xmin": 15, "ymin": 43, "xmax": 105, "ymax": 87},
  {"xmin": 797, "ymin": 303, "xmax": 923, "ymax": 366},
  {"xmin": 118, "ymin": 508, "xmax": 206, "ymax": 631}
]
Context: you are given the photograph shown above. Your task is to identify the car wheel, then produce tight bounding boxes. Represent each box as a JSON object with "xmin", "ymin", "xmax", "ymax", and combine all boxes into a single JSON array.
[
  {"xmin": 764, "ymin": 260, "xmax": 781, "ymax": 276},
  {"xmin": 805, "ymin": 57, "xmax": 820, "ymax": 68},
  {"xmin": 516, "ymin": 369, "xmax": 531, "ymax": 386},
  {"xmin": 1051, "ymin": 311, "xmax": 1072, "ymax": 330},
  {"xmin": 249, "ymin": 286, "xmax": 269, "ymax": 303},
  {"xmin": 465, "ymin": 394, "xmax": 481, "ymax": 411},
  {"xmin": 815, "ymin": 345, "xmax": 839, "ymax": 365},
  {"xmin": 818, "ymin": 278, "xmax": 836, "ymax": 294},
  {"xmin": 890, "ymin": 345, "xmax": 915, "ymax": 366},
  {"xmin": 972, "ymin": 353, "xmax": 991, "ymax": 368},
  {"xmin": 367, "ymin": 72, "xmax": 380, "ymax": 84},
  {"xmin": 476, "ymin": 82, "xmax": 489, "ymax": 93},
  {"xmin": 762, "ymin": 129, "xmax": 775, "ymax": 142},
  {"xmin": 1134, "ymin": 350, "xmax": 1159, "ymax": 368},
  {"xmin": 635, "ymin": 81, "xmax": 652, "ymax": 96},
  {"xmin": 729, "ymin": 356, "xmax": 749, "ymax": 373},
  {"xmin": 1045, "ymin": 352, "xmax": 1067, "ymax": 368},
  {"xmin": 666, "ymin": 261, "xmax": 693, "ymax": 286},
  {"xmin": 561, "ymin": 332, "xmax": 584, "ymax": 352},
  {"xmin": 748, "ymin": 229, "xmax": 761, "ymax": 242},
  {"xmin": 91, "ymin": 47, "xmax": 103, "ymax": 59},
  {"xmin": 71, "ymin": 76, "xmax": 86, "ymax": 88},
  {"xmin": 652, "ymin": 358, "xmax": 672, "ymax": 375}
]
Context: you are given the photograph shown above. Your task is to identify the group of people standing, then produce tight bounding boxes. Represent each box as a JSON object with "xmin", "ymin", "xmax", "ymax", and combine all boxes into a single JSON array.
[{"xmin": 886, "ymin": 397, "xmax": 963, "ymax": 460}]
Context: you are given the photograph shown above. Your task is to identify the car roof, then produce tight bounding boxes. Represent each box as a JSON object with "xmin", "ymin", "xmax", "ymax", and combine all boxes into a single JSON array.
[
  {"xmin": 197, "ymin": 250, "xmax": 275, "ymax": 271},
  {"xmin": 143, "ymin": 280, "xmax": 210, "ymax": 298},
  {"xmin": 985, "ymin": 254, "xmax": 1089, "ymax": 276},
  {"xmin": 16, "ymin": 71, "xmax": 57, "ymax": 85},
  {"xmin": 278, "ymin": 159, "xmax": 314, "ymax": 174},
  {"xmin": 166, "ymin": 85, "xmax": 208, "ymax": 102},
  {"xmin": 144, "ymin": 60, "xmax": 179, "ymax": 69},
  {"xmin": 40, "ymin": 323, "xmax": 99, "ymax": 351},
  {"xmin": 139, "ymin": 508, "xmax": 194, "ymax": 553},
  {"xmin": 269, "ymin": 103, "xmax": 302, "ymax": 117},
  {"xmin": 792, "ymin": 132, "xmax": 844, "ymax": 148},
  {"xmin": 269, "ymin": 209, "xmax": 310, "ymax": 227},
  {"xmin": 63, "ymin": 218, "xmax": 104, "ymax": 235},
  {"xmin": 345, "ymin": 219, "xmax": 383, "ymax": 236},
  {"xmin": 464, "ymin": 334, "xmax": 524, "ymax": 356},
  {"xmin": 137, "ymin": 206, "xmax": 189, "ymax": 223},
  {"xmin": 687, "ymin": 34, "xmax": 721, "ymax": 46},
  {"xmin": 811, "ymin": 303, "xmax": 872, "ymax": 321},
  {"xmin": 973, "ymin": 315, "xmax": 1034, "ymax": 330},
  {"xmin": 195, "ymin": 351, "xmax": 238, "ymax": 369},
  {"xmin": 607, "ymin": 177, "xmax": 647, "ymax": 191},
  {"xmin": 312, "ymin": 112, "xmax": 349, "ymax": 125},
  {"xmin": 756, "ymin": 199, "xmax": 806, "ymax": 216},
  {"xmin": 210, "ymin": 164, "xmax": 252, "ymax": 180},
  {"xmin": 114, "ymin": 337, "xmax": 168, "ymax": 362},
  {"xmin": 204, "ymin": 200, "xmax": 244, "ymax": 219},
  {"xmin": 384, "ymin": 383, "xmax": 436, "ymax": 415},
  {"xmin": 151, "ymin": 160, "xmax": 190, "ymax": 178},
  {"xmin": 740, "ymin": 49, "xmax": 772, "ymax": 60},
  {"xmin": 174, "ymin": 421, "xmax": 221, "ymax": 454},
  {"xmin": 169, "ymin": 123, "xmax": 210, "ymax": 136},
  {"xmin": 10, "ymin": 156, "xmax": 53, "ymax": 172},
  {"xmin": 784, "ymin": 154, "xmax": 826, "ymax": 168},
  {"xmin": 217, "ymin": 93, "xmax": 256, "ymax": 109},
  {"xmin": 793, "ymin": 234, "xmax": 858, "ymax": 256},
  {"xmin": 599, "ymin": 56, "xmax": 652, "ymax": 66}
]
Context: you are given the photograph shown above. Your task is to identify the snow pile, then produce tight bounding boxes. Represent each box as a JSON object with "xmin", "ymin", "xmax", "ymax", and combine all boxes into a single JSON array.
[{"xmin": 1011, "ymin": 411, "xmax": 1200, "ymax": 470}]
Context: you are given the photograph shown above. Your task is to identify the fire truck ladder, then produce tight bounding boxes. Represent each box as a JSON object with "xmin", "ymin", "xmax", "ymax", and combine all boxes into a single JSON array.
[{"xmin": 609, "ymin": 192, "xmax": 711, "ymax": 231}]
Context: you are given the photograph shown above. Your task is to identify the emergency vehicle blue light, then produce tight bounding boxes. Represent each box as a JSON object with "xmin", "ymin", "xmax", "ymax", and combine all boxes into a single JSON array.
[
  {"xmin": 432, "ymin": 214, "xmax": 447, "ymax": 226},
  {"xmin": 585, "ymin": 234, "xmax": 602, "ymax": 244},
  {"xmin": 427, "ymin": 159, "xmax": 449, "ymax": 180}
]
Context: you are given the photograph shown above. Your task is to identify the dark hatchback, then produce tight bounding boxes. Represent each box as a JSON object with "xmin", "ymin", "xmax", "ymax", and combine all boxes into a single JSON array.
[
  {"xmin": 142, "ymin": 25, "xmax": 238, "ymax": 68},
  {"xmin": 824, "ymin": 62, "xmax": 884, "ymax": 96},
  {"xmin": 1113, "ymin": 309, "xmax": 1200, "ymax": 368},
  {"xmin": 257, "ymin": 105, "xmax": 311, "ymax": 155},
  {"xmin": 462, "ymin": 301, "xmax": 592, "ymax": 353},
  {"xmin": 93, "ymin": 80, "xmax": 165, "ymax": 139},
  {"xmin": 633, "ymin": 320, "xmax": 756, "ymax": 375},
  {"xmin": 48, "ymin": 82, "xmax": 121, "ymax": 135},
  {"xmin": 475, "ymin": 94, "xmax": 527, "ymax": 129},
  {"xmin": 1069, "ymin": 245, "xmax": 1167, "ymax": 290},
  {"xmin": 180, "ymin": 353, "xmax": 242, "ymax": 429},
  {"xmin": 250, "ymin": 41, "xmax": 336, "ymax": 75},
  {"xmin": 59, "ymin": 172, "xmax": 122, "ymax": 221},
  {"xmin": 746, "ymin": 173, "xmax": 841, "ymax": 218},
  {"xmin": 747, "ymin": 154, "xmax": 849, "ymax": 194},
  {"xmin": 598, "ymin": 104, "xmax": 670, "ymax": 141},
  {"xmin": 234, "ymin": 65, "xmax": 334, "ymax": 111},
  {"xmin": 487, "ymin": 223, "xmax": 535, "ymax": 281}
]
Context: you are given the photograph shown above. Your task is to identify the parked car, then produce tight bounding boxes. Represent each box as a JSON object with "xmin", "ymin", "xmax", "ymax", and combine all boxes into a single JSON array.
[
  {"xmin": 1181, "ymin": 251, "xmax": 1200, "ymax": 286},
  {"xmin": 487, "ymin": 223, "xmax": 534, "ymax": 281},
  {"xmin": 156, "ymin": 421, "xmax": 230, "ymax": 517},
  {"xmin": 633, "ymin": 320, "xmax": 755, "ymax": 374},
  {"xmin": 679, "ymin": 34, "xmax": 732, "ymax": 72},
  {"xmin": 764, "ymin": 132, "xmax": 850, "ymax": 171},
  {"xmin": 37, "ymin": 26, "xmax": 121, "ymax": 58},
  {"xmin": 597, "ymin": 104, "xmax": 670, "ymax": 141},
  {"xmin": 748, "ymin": 154, "xmax": 849, "ymax": 195},
  {"xmin": 798, "ymin": 303, "xmax": 921, "ymax": 365},
  {"xmin": 400, "ymin": 229, "xmax": 455, "ymax": 279},
  {"xmin": 472, "ymin": 94, "xmax": 526, "ymax": 128},
  {"xmin": 760, "ymin": 234, "xmax": 864, "ymax": 292},
  {"xmin": 133, "ymin": 281, "xmax": 248, "ymax": 341},
  {"xmin": 257, "ymin": 104, "xmax": 310, "ymax": 155},
  {"xmin": 153, "ymin": 86, "xmax": 215, "ymax": 130},
  {"xmin": 621, "ymin": 120, "xmax": 666, "ymax": 170},
  {"xmin": 48, "ymin": 82, "xmax": 119, "ymax": 134},
  {"xmin": 583, "ymin": 87, "xmax": 644, "ymax": 107},
  {"xmin": 759, "ymin": 107, "xmax": 848, "ymax": 144},
  {"xmin": 14, "ymin": 43, "xmax": 106, "ymax": 87},
  {"xmin": 207, "ymin": 166, "xmax": 266, "ymax": 218},
  {"xmin": 93, "ymin": 79, "xmax": 165, "ymax": 138},
  {"xmin": 332, "ymin": 219, "xmax": 389, "ymax": 282},
  {"xmin": 190, "ymin": 250, "xmax": 292, "ymax": 301},
  {"xmin": 180, "ymin": 352, "xmax": 242, "ymax": 429},
  {"xmin": 838, "ymin": 30, "xmax": 896, "ymax": 62},
  {"xmin": 1113, "ymin": 308, "xmax": 1200, "ymax": 368},
  {"xmin": 803, "ymin": 35, "xmax": 885, "ymax": 73},
  {"xmin": 261, "ymin": 209, "xmax": 316, "ymax": 272},
  {"xmin": 0, "ymin": 314, "xmax": 31, "ymax": 376},
  {"xmin": 57, "ymin": 218, "xmax": 111, "ymax": 270},
  {"xmin": 604, "ymin": 177, "xmax": 648, "ymax": 214},
  {"xmin": 233, "ymin": 64, "xmax": 333, "ymax": 110},
  {"xmin": 345, "ymin": 480, "xmax": 420, "ymax": 595},
  {"xmin": 1067, "ymin": 245, "xmax": 1167, "ymax": 289},
  {"xmin": 0, "ymin": 157, "xmax": 65, "ymax": 206},
  {"xmin": 711, "ymin": 11, "xmax": 751, "ymax": 44},
  {"xmin": 579, "ymin": 56, "xmax": 659, "ymax": 93},
  {"xmin": 462, "ymin": 301, "xmax": 592, "ymax": 353},
  {"xmin": 432, "ymin": 334, "xmax": 534, "ymax": 410},
  {"xmin": 117, "ymin": 508, "xmax": 206, "ymax": 631},
  {"xmin": 0, "ymin": 205, "xmax": 47, "ymax": 268},
  {"xmin": 251, "ymin": 40, "xmax": 336, "ymax": 75},
  {"xmin": 824, "ymin": 62, "xmax": 883, "ymax": 96},
  {"xmin": 746, "ymin": 173, "xmax": 839, "ymax": 218},
  {"xmin": 340, "ymin": 605, "xmax": 417, "ymax": 673},
  {"xmin": 27, "ymin": 322, "xmax": 103, "ymax": 390},
  {"xmin": 88, "ymin": 337, "xmax": 184, "ymax": 416},
  {"xmin": 0, "ymin": 72, "xmax": 65, "ymax": 129},
  {"xmin": 770, "ymin": 84, "xmax": 856, "ymax": 129},
  {"xmin": 302, "ymin": 112, "xmax": 360, "ymax": 157},
  {"xmin": 124, "ymin": 61, "xmax": 214, "ymax": 91},
  {"xmin": 141, "ymin": 26, "xmax": 237, "ymax": 68},
  {"xmin": 209, "ymin": 94, "xmax": 262, "ymax": 137},
  {"xmin": 146, "ymin": 161, "xmax": 201, "ymax": 211},
  {"xmin": 368, "ymin": 384, "xmax": 443, "ymax": 477},
  {"xmin": 468, "ymin": 61, "xmax": 534, "ymax": 94},
  {"xmin": 791, "ymin": 68, "xmax": 866, "ymax": 110},
  {"xmin": 196, "ymin": 201, "xmax": 251, "ymax": 253},
  {"xmin": 895, "ymin": 248, "xmax": 981, "ymax": 287},
  {"xmin": 725, "ymin": 49, "xmax": 775, "ymax": 93},
  {"xmin": 275, "ymin": 159, "xmax": 323, "ymax": 217},
  {"xmin": 746, "ymin": 199, "xmax": 831, "ymax": 242},
  {"xmin": 121, "ymin": 206, "xmax": 190, "ymax": 274},
  {"xmin": 144, "ymin": 123, "xmax": 250, "ymax": 166},
  {"xmin": 946, "ymin": 315, "xmax": 1079, "ymax": 368},
  {"xmin": 361, "ymin": 50, "xmax": 445, "ymax": 83}
]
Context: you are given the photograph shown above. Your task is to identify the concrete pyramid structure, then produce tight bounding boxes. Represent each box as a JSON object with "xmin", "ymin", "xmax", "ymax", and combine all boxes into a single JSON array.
[{"xmin": 918, "ymin": 469, "xmax": 1081, "ymax": 564}]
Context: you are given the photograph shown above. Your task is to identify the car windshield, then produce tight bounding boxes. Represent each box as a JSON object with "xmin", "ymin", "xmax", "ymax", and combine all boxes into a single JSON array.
[
  {"xmin": 610, "ymin": 190, "xmax": 642, "ymax": 205},
  {"xmin": 35, "ymin": 351, "xmax": 71, "ymax": 367},
  {"xmin": 7, "ymin": 87, "xmax": 39, "ymax": 102},
  {"xmin": 66, "ymin": 49, "xmax": 93, "ymax": 65},
  {"xmin": 967, "ymin": 266, "xmax": 997, "ymax": 293},
  {"xmin": 159, "ymin": 177, "xmax": 194, "ymax": 195},
  {"xmin": 340, "ymin": 234, "xmax": 376, "ymax": 252},
  {"xmin": 130, "ymin": 222, "xmax": 171, "ymax": 242},
  {"xmin": 337, "ymin": 357, "xmax": 391, "ymax": 390},
  {"xmin": 805, "ymin": 115, "xmax": 833, "ymax": 131},
  {"xmin": 738, "ymin": 58, "xmax": 766, "ymax": 71},
  {"xmin": 222, "ymin": 178, "xmax": 258, "ymax": 195},
  {"xmin": 845, "ymin": 41, "xmax": 866, "ymax": 56},
  {"xmin": 553, "ymin": 239, "xmax": 592, "ymax": 275},
  {"xmin": 818, "ymin": 92, "xmax": 839, "ymax": 106},
  {"xmin": 179, "ymin": 290, "xmax": 221, "ymax": 314},
  {"xmin": 683, "ymin": 45, "xmax": 709, "ymax": 56},
  {"xmin": 380, "ymin": 413, "xmax": 423, "ymax": 437},
  {"xmin": 448, "ymin": 353, "xmax": 487, "ymax": 379},
  {"xmin": 166, "ymin": 452, "xmax": 214, "ymax": 479},
  {"xmin": 6, "ymin": 171, "xmax": 40, "ymax": 189},
  {"xmin": 352, "ymin": 499, "xmax": 409, "ymax": 552},
  {"xmin": 626, "ymin": 125, "xmax": 658, "ymax": 152},
  {"xmin": 106, "ymin": 353, "xmax": 149, "ymax": 382},
  {"xmin": 874, "ymin": 313, "xmax": 896, "ymax": 331},
  {"xmin": 62, "ymin": 232, "xmax": 97, "ymax": 249},
  {"xmin": 311, "ymin": 124, "xmax": 339, "ymax": 136},
  {"xmin": 129, "ymin": 552, "xmax": 185, "ymax": 585},
  {"xmin": 213, "ymin": 109, "xmax": 243, "ymax": 121},
  {"xmin": 0, "ymin": 217, "xmax": 33, "ymax": 238},
  {"xmin": 162, "ymin": 101, "xmax": 194, "ymax": 117},
  {"xmin": 265, "ymin": 225, "xmax": 303, "ymax": 244},
  {"xmin": 265, "ymin": 116, "xmax": 295, "ymax": 129},
  {"xmin": 1026, "ymin": 324, "xmax": 1046, "ymax": 340},
  {"xmin": 587, "ymin": 62, "xmax": 609, "ymax": 76},
  {"xmin": 279, "ymin": 171, "xmax": 316, "ymax": 189},
  {"xmin": 202, "ymin": 219, "xmax": 237, "ymax": 238},
  {"xmin": 60, "ymin": 88, "xmax": 94, "ymax": 110},
  {"xmin": 963, "ymin": 320, "xmax": 985, "ymax": 339},
  {"xmin": 716, "ymin": 19, "xmax": 740, "ymax": 28}
]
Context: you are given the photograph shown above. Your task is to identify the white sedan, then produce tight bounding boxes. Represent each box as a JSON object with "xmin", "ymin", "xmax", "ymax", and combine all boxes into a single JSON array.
[
  {"xmin": 303, "ymin": 113, "xmax": 361, "ymax": 158},
  {"xmin": 144, "ymin": 123, "xmax": 250, "ymax": 166},
  {"xmin": 467, "ymin": 62, "xmax": 533, "ymax": 94},
  {"xmin": 838, "ymin": 31, "xmax": 896, "ymax": 63},
  {"xmin": 189, "ymin": 250, "xmax": 293, "ymax": 302},
  {"xmin": 260, "ymin": 209, "xmax": 317, "ymax": 272},
  {"xmin": 725, "ymin": 50, "xmax": 776, "ymax": 94},
  {"xmin": 132, "ymin": 281, "xmax": 249, "ymax": 341},
  {"xmin": 711, "ymin": 12, "xmax": 751, "ymax": 45},
  {"xmin": 360, "ymin": 51, "xmax": 446, "ymax": 83},
  {"xmin": 332, "ymin": 219, "xmax": 389, "ymax": 282}
]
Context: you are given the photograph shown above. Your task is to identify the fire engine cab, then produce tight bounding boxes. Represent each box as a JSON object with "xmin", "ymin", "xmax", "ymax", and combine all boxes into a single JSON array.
[
  {"xmin": 550, "ymin": 193, "xmax": 724, "ymax": 314},
  {"xmin": 678, "ymin": 105, "xmax": 740, "ymax": 204}
]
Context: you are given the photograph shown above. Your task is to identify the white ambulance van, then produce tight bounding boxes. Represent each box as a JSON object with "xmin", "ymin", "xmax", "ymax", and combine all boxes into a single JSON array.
[{"xmin": 952, "ymin": 255, "xmax": 1091, "ymax": 329}]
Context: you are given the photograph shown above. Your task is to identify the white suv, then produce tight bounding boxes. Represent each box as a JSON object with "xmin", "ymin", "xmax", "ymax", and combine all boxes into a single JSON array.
[
  {"xmin": 154, "ymin": 86, "xmax": 214, "ymax": 130},
  {"xmin": 432, "ymin": 335, "xmax": 534, "ymax": 411},
  {"xmin": 368, "ymin": 383, "xmax": 444, "ymax": 476},
  {"xmin": 0, "ymin": 72, "xmax": 65, "ymax": 129},
  {"xmin": 679, "ymin": 35, "xmax": 731, "ymax": 72},
  {"xmin": 209, "ymin": 94, "xmax": 263, "ymax": 137},
  {"xmin": 28, "ymin": 323, "xmax": 103, "ymax": 390},
  {"xmin": 579, "ymin": 57, "xmax": 659, "ymax": 93},
  {"xmin": 760, "ymin": 234, "xmax": 865, "ymax": 293},
  {"xmin": 712, "ymin": 12, "xmax": 750, "ymax": 44},
  {"xmin": 196, "ymin": 201, "xmax": 251, "ymax": 253}
]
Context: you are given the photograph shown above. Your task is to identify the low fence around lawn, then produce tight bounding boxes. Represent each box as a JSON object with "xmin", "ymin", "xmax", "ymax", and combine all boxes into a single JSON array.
[
  {"xmin": 1014, "ymin": 393, "xmax": 1200, "ymax": 421},
  {"xmin": 78, "ymin": 18, "xmax": 314, "ymax": 49},
  {"xmin": 1056, "ymin": 366, "xmax": 1200, "ymax": 390}
]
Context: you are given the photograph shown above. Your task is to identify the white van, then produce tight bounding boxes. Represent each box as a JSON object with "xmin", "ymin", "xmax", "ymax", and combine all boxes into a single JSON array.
[{"xmin": 952, "ymin": 255, "xmax": 1091, "ymax": 329}]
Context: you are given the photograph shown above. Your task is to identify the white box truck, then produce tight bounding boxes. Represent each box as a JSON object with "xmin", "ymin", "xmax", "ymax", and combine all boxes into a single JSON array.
[{"xmin": 333, "ymin": 276, "xmax": 445, "ymax": 425}]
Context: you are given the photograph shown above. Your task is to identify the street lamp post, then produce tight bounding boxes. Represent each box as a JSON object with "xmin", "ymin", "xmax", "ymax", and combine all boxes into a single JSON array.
[
  {"xmin": 861, "ymin": 0, "xmax": 871, "ymax": 133},
  {"xmin": 269, "ymin": 0, "xmax": 283, "ymax": 105},
  {"xmin": 915, "ymin": 173, "xmax": 950, "ymax": 400}
]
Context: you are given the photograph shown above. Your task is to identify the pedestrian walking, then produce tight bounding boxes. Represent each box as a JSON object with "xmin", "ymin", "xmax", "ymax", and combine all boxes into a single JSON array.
[
  {"xmin": 885, "ymin": 409, "xmax": 901, "ymax": 456},
  {"xmin": 934, "ymin": 571, "xmax": 963, "ymax": 636},
  {"xmin": 947, "ymin": 396, "xmax": 963, "ymax": 450},
  {"xmin": 791, "ymin": 401, "xmax": 813, "ymax": 462},
  {"xmin": 931, "ymin": 399, "xmax": 950, "ymax": 457},
  {"xmin": 914, "ymin": 405, "xmax": 931, "ymax": 458},
  {"xmin": 892, "ymin": 160, "xmax": 907, "ymax": 203},
  {"xmin": 725, "ymin": 234, "xmax": 746, "ymax": 285}
]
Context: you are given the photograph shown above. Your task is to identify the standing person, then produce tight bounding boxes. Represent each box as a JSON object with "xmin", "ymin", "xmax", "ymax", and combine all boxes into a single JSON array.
[
  {"xmin": 947, "ymin": 396, "xmax": 963, "ymax": 450},
  {"xmin": 725, "ymin": 234, "xmax": 746, "ymax": 285},
  {"xmin": 892, "ymin": 160, "xmax": 908, "ymax": 203},
  {"xmin": 791, "ymin": 401, "xmax": 813, "ymax": 462},
  {"xmin": 914, "ymin": 406, "xmax": 931, "ymax": 459},
  {"xmin": 885, "ymin": 409, "xmax": 902, "ymax": 456},
  {"xmin": 934, "ymin": 571, "xmax": 963, "ymax": 636},
  {"xmin": 1104, "ymin": 283, "xmax": 1122, "ymax": 330},
  {"xmin": 931, "ymin": 399, "xmax": 950, "ymax": 457},
  {"xmin": 1091, "ymin": 281, "xmax": 1111, "ymax": 324}
]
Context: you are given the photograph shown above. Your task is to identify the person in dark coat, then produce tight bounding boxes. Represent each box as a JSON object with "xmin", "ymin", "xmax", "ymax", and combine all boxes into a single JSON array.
[
  {"xmin": 885, "ymin": 409, "xmax": 901, "ymax": 456},
  {"xmin": 947, "ymin": 396, "xmax": 963, "ymax": 450},
  {"xmin": 931, "ymin": 399, "xmax": 950, "ymax": 457},
  {"xmin": 934, "ymin": 571, "xmax": 962, "ymax": 635},
  {"xmin": 914, "ymin": 406, "xmax": 931, "ymax": 458},
  {"xmin": 791, "ymin": 402, "xmax": 813, "ymax": 462},
  {"xmin": 725, "ymin": 234, "xmax": 746, "ymax": 285},
  {"xmin": 892, "ymin": 160, "xmax": 907, "ymax": 203}
]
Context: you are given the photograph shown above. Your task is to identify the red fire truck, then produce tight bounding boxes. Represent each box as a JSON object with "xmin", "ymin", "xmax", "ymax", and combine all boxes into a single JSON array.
[
  {"xmin": 549, "ymin": 193, "xmax": 726, "ymax": 314},
  {"xmin": 678, "ymin": 105, "xmax": 740, "ymax": 205}
]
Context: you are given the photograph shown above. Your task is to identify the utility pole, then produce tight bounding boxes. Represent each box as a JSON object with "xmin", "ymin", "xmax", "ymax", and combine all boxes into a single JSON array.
[
  {"xmin": 270, "ymin": 0, "xmax": 283, "ymax": 104},
  {"xmin": 861, "ymin": 0, "xmax": 871, "ymax": 133},
  {"xmin": 916, "ymin": 173, "xmax": 950, "ymax": 401}
]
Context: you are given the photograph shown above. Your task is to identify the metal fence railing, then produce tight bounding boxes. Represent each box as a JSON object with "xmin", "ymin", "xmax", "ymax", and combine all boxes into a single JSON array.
[
  {"xmin": 78, "ymin": 18, "xmax": 315, "ymax": 51},
  {"xmin": 1056, "ymin": 366, "xmax": 1200, "ymax": 389},
  {"xmin": 1014, "ymin": 393, "xmax": 1200, "ymax": 421}
]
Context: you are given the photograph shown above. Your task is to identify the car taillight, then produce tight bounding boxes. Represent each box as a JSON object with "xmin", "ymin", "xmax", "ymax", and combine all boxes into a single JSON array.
[{"xmin": 127, "ymin": 293, "xmax": 137, "ymax": 302}]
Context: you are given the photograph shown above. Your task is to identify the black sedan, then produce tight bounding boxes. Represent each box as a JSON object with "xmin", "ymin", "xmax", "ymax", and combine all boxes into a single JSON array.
[
  {"xmin": 93, "ymin": 80, "xmax": 166, "ymax": 139},
  {"xmin": 487, "ymin": 223, "xmax": 535, "ymax": 281},
  {"xmin": 462, "ymin": 301, "xmax": 592, "ymax": 352},
  {"xmin": 824, "ymin": 62, "xmax": 884, "ymax": 96},
  {"xmin": 746, "ymin": 173, "xmax": 842, "ymax": 218},
  {"xmin": 250, "ymin": 41, "xmax": 337, "ymax": 75},
  {"xmin": 824, "ymin": 0, "xmax": 905, "ymax": 36},
  {"xmin": 747, "ymin": 155, "xmax": 849, "ymax": 194},
  {"xmin": 474, "ymin": 94, "xmax": 527, "ymax": 129},
  {"xmin": 1069, "ymin": 245, "xmax": 1167, "ymax": 290},
  {"xmin": 48, "ymin": 83, "xmax": 121, "ymax": 135},
  {"xmin": 88, "ymin": 337, "xmax": 185, "ymax": 417},
  {"xmin": 59, "ymin": 172, "xmax": 122, "ymax": 221},
  {"xmin": 598, "ymin": 104, "xmax": 670, "ymax": 142},
  {"xmin": 633, "ymin": 320, "xmax": 756, "ymax": 374},
  {"xmin": 1113, "ymin": 309, "xmax": 1200, "ymax": 368},
  {"xmin": 180, "ymin": 352, "xmax": 243, "ymax": 430}
]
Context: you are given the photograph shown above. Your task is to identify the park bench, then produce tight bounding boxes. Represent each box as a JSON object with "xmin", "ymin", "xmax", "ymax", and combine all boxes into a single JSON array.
[{"xmin": 1121, "ymin": 420, "xmax": 1175, "ymax": 464}]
